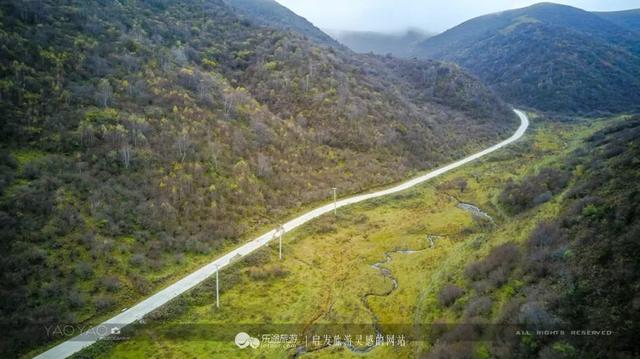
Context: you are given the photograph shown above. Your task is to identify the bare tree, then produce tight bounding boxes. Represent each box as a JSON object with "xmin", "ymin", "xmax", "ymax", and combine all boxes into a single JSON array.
[
  {"xmin": 256, "ymin": 153, "xmax": 273, "ymax": 178},
  {"xmin": 120, "ymin": 143, "xmax": 131, "ymax": 169},
  {"xmin": 96, "ymin": 78, "xmax": 113, "ymax": 107},
  {"xmin": 175, "ymin": 129, "xmax": 191, "ymax": 162}
]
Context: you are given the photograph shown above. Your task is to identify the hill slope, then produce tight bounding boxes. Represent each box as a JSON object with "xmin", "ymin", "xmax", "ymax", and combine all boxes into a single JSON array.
[
  {"xmin": 0, "ymin": 0, "xmax": 515, "ymax": 356},
  {"xmin": 595, "ymin": 9, "xmax": 640, "ymax": 33},
  {"xmin": 223, "ymin": 0, "xmax": 339, "ymax": 46},
  {"xmin": 414, "ymin": 3, "xmax": 640, "ymax": 114}
]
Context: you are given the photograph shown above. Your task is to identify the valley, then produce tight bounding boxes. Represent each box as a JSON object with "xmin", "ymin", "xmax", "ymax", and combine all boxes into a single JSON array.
[
  {"xmin": 1, "ymin": 1, "xmax": 639, "ymax": 358},
  {"xmin": 70, "ymin": 113, "xmax": 638, "ymax": 358}
]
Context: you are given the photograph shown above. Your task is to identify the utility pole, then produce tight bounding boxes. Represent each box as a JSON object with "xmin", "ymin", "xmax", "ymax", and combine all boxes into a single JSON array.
[
  {"xmin": 278, "ymin": 225, "xmax": 284, "ymax": 260},
  {"xmin": 332, "ymin": 187, "xmax": 337, "ymax": 216},
  {"xmin": 215, "ymin": 264, "xmax": 219, "ymax": 308}
]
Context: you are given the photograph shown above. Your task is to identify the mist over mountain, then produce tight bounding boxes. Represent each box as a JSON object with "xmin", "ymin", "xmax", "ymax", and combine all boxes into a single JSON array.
[
  {"xmin": 328, "ymin": 28, "xmax": 431, "ymax": 58},
  {"xmin": 414, "ymin": 2, "xmax": 640, "ymax": 114}
]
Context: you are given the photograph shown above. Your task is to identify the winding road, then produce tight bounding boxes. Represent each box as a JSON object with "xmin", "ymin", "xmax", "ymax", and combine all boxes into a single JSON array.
[{"xmin": 35, "ymin": 109, "xmax": 528, "ymax": 359}]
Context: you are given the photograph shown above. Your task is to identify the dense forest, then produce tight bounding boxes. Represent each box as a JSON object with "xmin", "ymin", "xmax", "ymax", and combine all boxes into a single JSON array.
[
  {"xmin": 223, "ymin": 0, "xmax": 339, "ymax": 47},
  {"xmin": 0, "ymin": 0, "xmax": 516, "ymax": 356},
  {"xmin": 429, "ymin": 118, "xmax": 640, "ymax": 358},
  {"xmin": 415, "ymin": 3, "xmax": 640, "ymax": 114}
]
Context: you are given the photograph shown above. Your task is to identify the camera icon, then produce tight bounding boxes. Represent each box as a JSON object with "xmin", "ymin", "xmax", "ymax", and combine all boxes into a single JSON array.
[
  {"xmin": 111, "ymin": 327, "xmax": 121, "ymax": 335},
  {"xmin": 235, "ymin": 332, "xmax": 260, "ymax": 349}
]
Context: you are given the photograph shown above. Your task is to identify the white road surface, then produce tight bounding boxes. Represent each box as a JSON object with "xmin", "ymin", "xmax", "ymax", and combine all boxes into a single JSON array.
[{"xmin": 34, "ymin": 109, "xmax": 529, "ymax": 358}]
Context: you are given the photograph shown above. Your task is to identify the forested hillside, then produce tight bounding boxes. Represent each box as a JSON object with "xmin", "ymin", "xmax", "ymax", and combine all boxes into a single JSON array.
[
  {"xmin": 596, "ymin": 9, "xmax": 640, "ymax": 33},
  {"xmin": 414, "ymin": 3, "xmax": 640, "ymax": 114},
  {"xmin": 428, "ymin": 118, "xmax": 640, "ymax": 358},
  {"xmin": 223, "ymin": 0, "xmax": 339, "ymax": 46},
  {"xmin": 0, "ymin": 0, "xmax": 515, "ymax": 356}
]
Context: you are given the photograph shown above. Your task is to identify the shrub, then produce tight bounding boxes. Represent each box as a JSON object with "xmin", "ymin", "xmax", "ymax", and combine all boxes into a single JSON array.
[
  {"xmin": 130, "ymin": 274, "xmax": 152, "ymax": 295},
  {"xmin": 145, "ymin": 297, "xmax": 187, "ymax": 322},
  {"xmin": 532, "ymin": 191, "xmax": 553, "ymax": 205},
  {"xmin": 525, "ymin": 221, "xmax": 568, "ymax": 278},
  {"xmin": 438, "ymin": 284, "xmax": 465, "ymax": 307},
  {"xmin": 129, "ymin": 253, "xmax": 146, "ymax": 267},
  {"xmin": 247, "ymin": 265, "xmax": 289, "ymax": 281},
  {"xmin": 465, "ymin": 243, "xmax": 520, "ymax": 283},
  {"xmin": 528, "ymin": 221, "xmax": 565, "ymax": 249},
  {"xmin": 68, "ymin": 289, "xmax": 85, "ymax": 308},
  {"xmin": 518, "ymin": 301, "xmax": 560, "ymax": 329},
  {"xmin": 74, "ymin": 262, "xmax": 94, "ymax": 280},
  {"xmin": 488, "ymin": 266, "xmax": 509, "ymax": 287},
  {"xmin": 102, "ymin": 275, "xmax": 121, "ymax": 292},
  {"xmin": 499, "ymin": 168, "xmax": 569, "ymax": 214},
  {"xmin": 243, "ymin": 249, "xmax": 271, "ymax": 267},
  {"xmin": 95, "ymin": 295, "xmax": 115, "ymax": 312},
  {"xmin": 463, "ymin": 296, "xmax": 493, "ymax": 318}
]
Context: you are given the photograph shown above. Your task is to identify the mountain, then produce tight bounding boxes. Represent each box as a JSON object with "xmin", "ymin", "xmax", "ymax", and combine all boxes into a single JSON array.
[
  {"xmin": 595, "ymin": 9, "xmax": 640, "ymax": 33},
  {"xmin": 0, "ymin": 0, "xmax": 515, "ymax": 356},
  {"xmin": 414, "ymin": 3, "xmax": 640, "ymax": 114},
  {"xmin": 329, "ymin": 28, "xmax": 431, "ymax": 57},
  {"xmin": 223, "ymin": 0, "xmax": 339, "ymax": 46}
]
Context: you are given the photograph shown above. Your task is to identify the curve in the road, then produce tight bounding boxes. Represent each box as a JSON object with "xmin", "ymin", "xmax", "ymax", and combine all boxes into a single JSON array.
[{"xmin": 35, "ymin": 109, "xmax": 529, "ymax": 359}]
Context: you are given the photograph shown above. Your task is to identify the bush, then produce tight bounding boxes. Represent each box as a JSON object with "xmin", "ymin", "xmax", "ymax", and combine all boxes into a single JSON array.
[
  {"xmin": 499, "ymin": 168, "xmax": 569, "ymax": 214},
  {"xmin": 465, "ymin": 243, "xmax": 520, "ymax": 283},
  {"xmin": 437, "ymin": 177, "xmax": 468, "ymax": 193},
  {"xmin": 525, "ymin": 221, "xmax": 568, "ymax": 278},
  {"xmin": 74, "ymin": 262, "xmax": 94, "ymax": 280},
  {"xmin": 145, "ymin": 297, "xmax": 187, "ymax": 322},
  {"xmin": 95, "ymin": 295, "xmax": 115, "ymax": 312},
  {"xmin": 438, "ymin": 284, "xmax": 465, "ymax": 307},
  {"xmin": 102, "ymin": 275, "xmax": 121, "ymax": 292},
  {"xmin": 247, "ymin": 265, "xmax": 289, "ymax": 281},
  {"xmin": 463, "ymin": 296, "xmax": 493, "ymax": 318},
  {"xmin": 130, "ymin": 274, "xmax": 152, "ymax": 295},
  {"xmin": 242, "ymin": 249, "xmax": 271, "ymax": 267},
  {"xmin": 68, "ymin": 289, "xmax": 85, "ymax": 308},
  {"xmin": 129, "ymin": 253, "xmax": 146, "ymax": 267},
  {"xmin": 518, "ymin": 301, "xmax": 560, "ymax": 329},
  {"xmin": 528, "ymin": 221, "xmax": 565, "ymax": 249}
]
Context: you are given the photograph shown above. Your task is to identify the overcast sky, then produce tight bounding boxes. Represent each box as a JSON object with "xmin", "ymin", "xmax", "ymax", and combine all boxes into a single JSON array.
[{"xmin": 274, "ymin": 0, "xmax": 640, "ymax": 33}]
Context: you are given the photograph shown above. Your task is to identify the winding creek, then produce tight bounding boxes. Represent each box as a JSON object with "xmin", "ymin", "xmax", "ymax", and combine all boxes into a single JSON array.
[
  {"xmin": 445, "ymin": 192, "xmax": 495, "ymax": 223},
  {"xmin": 294, "ymin": 199, "xmax": 494, "ymax": 356},
  {"xmin": 456, "ymin": 202, "xmax": 495, "ymax": 223},
  {"xmin": 294, "ymin": 236, "xmax": 442, "ymax": 356}
]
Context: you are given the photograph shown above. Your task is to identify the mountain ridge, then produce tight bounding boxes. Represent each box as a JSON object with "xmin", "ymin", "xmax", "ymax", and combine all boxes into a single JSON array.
[
  {"xmin": 595, "ymin": 8, "xmax": 640, "ymax": 33},
  {"xmin": 414, "ymin": 2, "xmax": 640, "ymax": 114},
  {"xmin": 223, "ymin": 0, "xmax": 340, "ymax": 46}
]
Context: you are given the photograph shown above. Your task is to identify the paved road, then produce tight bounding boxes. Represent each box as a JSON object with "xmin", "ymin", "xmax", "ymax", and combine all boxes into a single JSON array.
[{"xmin": 35, "ymin": 109, "xmax": 529, "ymax": 358}]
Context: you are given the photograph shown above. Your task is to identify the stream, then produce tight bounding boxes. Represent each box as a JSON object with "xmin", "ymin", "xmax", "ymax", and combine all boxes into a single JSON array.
[
  {"xmin": 445, "ymin": 193, "xmax": 495, "ymax": 223},
  {"xmin": 293, "ymin": 198, "xmax": 493, "ymax": 356},
  {"xmin": 294, "ymin": 236, "xmax": 440, "ymax": 356},
  {"xmin": 456, "ymin": 202, "xmax": 495, "ymax": 223}
]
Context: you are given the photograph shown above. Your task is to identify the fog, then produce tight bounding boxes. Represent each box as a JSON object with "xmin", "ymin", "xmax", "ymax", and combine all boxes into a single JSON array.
[{"xmin": 274, "ymin": 0, "xmax": 639, "ymax": 33}]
